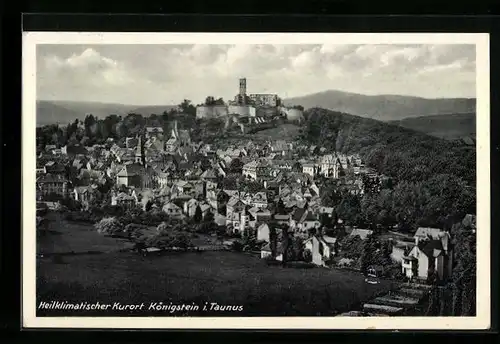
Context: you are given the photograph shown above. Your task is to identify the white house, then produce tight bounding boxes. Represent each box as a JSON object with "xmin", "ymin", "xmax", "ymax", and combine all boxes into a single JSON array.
[
  {"xmin": 305, "ymin": 235, "xmax": 337, "ymax": 266},
  {"xmin": 257, "ymin": 223, "xmax": 270, "ymax": 242},
  {"xmin": 319, "ymin": 154, "xmax": 339, "ymax": 178},
  {"xmin": 302, "ymin": 163, "xmax": 315, "ymax": 177},
  {"xmin": 401, "ymin": 227, "xmax": 453, "ymax": 281}
]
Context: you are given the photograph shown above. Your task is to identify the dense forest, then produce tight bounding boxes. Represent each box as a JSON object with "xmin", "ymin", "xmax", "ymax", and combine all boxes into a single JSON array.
[{"xmin": 301, "ymin": 108, "xmax": 476, "ymax": 232}]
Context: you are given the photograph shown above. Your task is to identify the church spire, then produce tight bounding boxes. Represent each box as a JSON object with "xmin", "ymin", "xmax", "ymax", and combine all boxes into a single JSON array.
[{"xmin": 135, "ymin": 135, "xmax": 144, "ymax": 165}]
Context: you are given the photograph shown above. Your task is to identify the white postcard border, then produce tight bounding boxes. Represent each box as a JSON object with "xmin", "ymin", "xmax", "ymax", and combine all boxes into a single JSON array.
[{"xmin": 22, "ymin": 32, "xmax": 490, "ymax": 330}]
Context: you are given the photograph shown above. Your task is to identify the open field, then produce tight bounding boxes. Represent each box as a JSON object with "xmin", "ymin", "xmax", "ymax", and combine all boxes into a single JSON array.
[
  {"xmin": 36, "ymin": 211, "xmax": 396, "ymax": 316},
  {"xmin": 37, "ymin": 213, "xmax": 137, "ymax": 255},
  {"xmin": 37, "ymin": 251, "xmax": 395, "ymax": 317}
]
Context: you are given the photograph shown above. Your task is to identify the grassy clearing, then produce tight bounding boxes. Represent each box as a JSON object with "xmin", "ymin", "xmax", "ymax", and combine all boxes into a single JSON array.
[
  {"xmin": 37, "ymin": 213, "xmax": 134, "ymax": 255},
  {"xmin": 37, "ymin": 250, "xmax": 395, "ymax": 317},
  {"xmin": 36, "ymin": 211, "xmax": 395, "ymax": 316},
  {"xmin": 251, "ymin": 123, "xmax": 301, "ymax": 141}
]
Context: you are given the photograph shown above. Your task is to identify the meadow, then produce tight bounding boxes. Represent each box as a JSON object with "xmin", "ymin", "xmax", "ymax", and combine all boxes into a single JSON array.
[{"xmin": 36, "ymin": 213, "xmax": 396, "ymax": 317}]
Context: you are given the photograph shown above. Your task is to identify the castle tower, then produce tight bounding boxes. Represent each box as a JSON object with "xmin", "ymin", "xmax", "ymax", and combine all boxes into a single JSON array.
[
  {"xmin": 239, "ymin": 78, "xmax": 247, "ymax": 97},
  {"xmin": 239, "ymin": 78, "xmax": 247, "ymax": 105}
]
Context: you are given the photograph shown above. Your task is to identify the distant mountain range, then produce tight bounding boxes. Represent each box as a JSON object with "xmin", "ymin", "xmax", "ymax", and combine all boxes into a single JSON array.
[
  {"xmin": 36, "ymin": 100, "xmax": 178, "ymax": 126},
  {"xmin": 389, "ymin": 113, "xmax": 476, "ymax": 141},
  {"xmin": 37, "ymin": 89, "xmax": 476, "ymax": 130},
  {"xmin": 283, "ymin": 90, "xmax": 476, "ymax": 122}
]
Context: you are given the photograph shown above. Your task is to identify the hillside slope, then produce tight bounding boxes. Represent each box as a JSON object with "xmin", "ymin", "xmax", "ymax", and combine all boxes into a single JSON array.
[
  {"xmin": 283, "ymin": 90, "xmax": 476, "ymax": 122},
  {"xmin": 36, "ymin": 101, "xmax": 86, "ymax": 126},
  {"xmin": 300, "ymin": 107, "xmax": 475, "ymax": 185},
  {"xmin": 299, "ymin": 107, "xmax": 475, "ymax": 229},
  {"xmin": 389, "ymin": 113, "xmax": 475, "ymax": 140},
  {"xmin": 36, "ymin": 100, "xmax": 178, "ymax": 126}
]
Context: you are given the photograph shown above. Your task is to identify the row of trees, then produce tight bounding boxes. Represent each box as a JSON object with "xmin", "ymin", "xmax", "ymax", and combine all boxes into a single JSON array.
[
  {"xmin": 95, "ymin": 217, "xmax": 194, "ymax": 251},
  {"xmin": 36, "ymin": 99, "xmax": 198, "ymax": 149}
]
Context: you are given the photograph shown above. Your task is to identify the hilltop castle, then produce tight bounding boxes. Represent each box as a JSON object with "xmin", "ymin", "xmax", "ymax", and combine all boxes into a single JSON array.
[{"xmin": 195, "ymin": 78, "xmax": 303, "ymax": 122}]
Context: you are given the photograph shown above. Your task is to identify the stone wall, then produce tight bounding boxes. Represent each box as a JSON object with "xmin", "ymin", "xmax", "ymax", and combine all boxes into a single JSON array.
[
  {"xmin": 196, "ymin": 105, "xmax": 229, "ymax": 119},
  {"xmin": 227, "ymin": 105, "xmax": 256, "ymax": 117}
]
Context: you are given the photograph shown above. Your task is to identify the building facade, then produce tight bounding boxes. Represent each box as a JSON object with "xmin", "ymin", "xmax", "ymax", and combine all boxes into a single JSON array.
[{"xmin": 249, "ymin": 94, "xmax": 280, "ymax": 107}]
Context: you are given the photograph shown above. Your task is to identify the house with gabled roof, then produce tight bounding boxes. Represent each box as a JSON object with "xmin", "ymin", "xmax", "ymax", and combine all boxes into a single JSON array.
[
  {"xmin": 401, "ymin": 227, "xmax": 453, "ymax": 281},
  {"xmin": 304, "ymin": 235, "xmax": 338, "ymax": 266},
  {"xmin": 349, "ymin": 228, "xmax": 374, "ymax": 240},
  {"xmin": 274, "ymin": 214, "xmax": 290, "ymax": 225},
  {"xmin": 226, "ymin": 197, "xmax": 246, "ymax": 219},
  {"xmin": 200, "ymin": 168, "xmax": 218, "ymax": 181},
  {"xmin": 116, "ymin": 163, "xmax": 145, "ymax": 188},
  {"xmin": 184, "ymin": 198, "xmax": 200, "ymax": 217},
  {"xmin": 111, "ymin": 191, "xmax": 136, "ymax": 208},
  {"xmin": 162, "ymin": 201, "xmax": 184, "ymax": 219},
  {"xmin": 251, "ymin": 192, "xmax": 268, "ymax": 208},
  {"xmin": 36, "ymin": 173, "xmax": 70, "ymax": 200},
  {"xmin": 145, "ymin": 126, "xmax": 164, "ymax": 138}
]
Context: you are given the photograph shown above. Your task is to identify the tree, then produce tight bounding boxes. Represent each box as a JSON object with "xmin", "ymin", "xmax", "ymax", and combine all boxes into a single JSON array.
[
  {"xmin": 204, "ymin": 210, "xmax": 214, "ymax": 223},
  {"xmin": 280, "ymin": 225, "xmax": 293, "ymax": 264},
  {"xmin": 145, "ymin": 199, "xmax": 153, "ymax": 212},
  {"xmin": 276, "ymin": 198, "xmax": 286, "ymax": 215},
  {"xmin": 269, "ymin": 223, "xmax": 278, "ymax": 258},
  {"xmin": 148, "ymin": 230, "xmax": 192, "ymax": 250},
  {"xmin": 229, "ymin": 158, "xmax": 244, "ymax": 174},
  {"xmin": 450, "ymin": 219, "xmax": 476, "ymax": 315},
  {"xmin": 360, "ymin": 235, "xmax": 377, "ymax": 273},
  {"xmin": 291, "ymin": 236, "xmax": 305, "ymax": 261},
  {"xmin": 303, "ymin": 249, "xmax": 312, "ymax": 262},
  {"xmin": 84, "ymin": 114, "xmax": 96, "ymax": 137},
  {"xmin": 95, "ymin": 217, "xmax": 122, "ymax": 235},
  {"xmin": 205, "ymin": 96, "xmax": 215, "ymax": 106},
  {"xmin": 193, "ymin": 205, "xmax": 203, "ymax": 223},
  {"xmin": 157, "ymin": 221, "xmax": 169, "ymax": 234},
  {"xmin": 124, "ymin": 223, "xmax": 149, "ymax": 239},
  {"xmin": 179, "ymin": 99, "xmax": 196, "ymax": 116}
]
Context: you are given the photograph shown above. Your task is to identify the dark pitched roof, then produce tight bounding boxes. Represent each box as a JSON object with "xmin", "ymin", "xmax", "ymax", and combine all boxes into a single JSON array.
[
  {"xmin": 37, "ymin": 173, "xmax": 68, "ymax": 183},
  {"xmin": 303, "ymin": 211, "xmax": 318, "ymax": 222},
  {"xmin": 292, "ymin": 207, "xmax": 307, "ymax": 222},
  {"xmin": 118, "ymin": 163, "xmax": 145, "ymax": 176},
  {"xmin": 418, "ymin": 239, "xmax": 444, "ymax": 258}
]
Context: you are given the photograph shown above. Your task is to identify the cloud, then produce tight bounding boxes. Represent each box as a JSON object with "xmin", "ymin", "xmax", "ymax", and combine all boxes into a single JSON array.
[{"xmin": 36, "ymin": 43, "xmax": 476, "ymax": 104}]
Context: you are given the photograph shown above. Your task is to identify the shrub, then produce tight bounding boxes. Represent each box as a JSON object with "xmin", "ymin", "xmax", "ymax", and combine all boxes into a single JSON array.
[
  {"xmin": 124, "ymin": 223, "xmax": 149, "ymax": 239},
  {"xmin": 156, "ymin": 221, "xmax": 169, "ymax": 234},
  {"xmin": 231, "ymin": 240, "xmax": 244, "ymax": 252},
  {"xmin": 303, "ymin": 249, "xmax": 312, "ymax": 263},
  {"xmin": 95, "ymin": 217, "xmax": 122, "ymax": 235}
]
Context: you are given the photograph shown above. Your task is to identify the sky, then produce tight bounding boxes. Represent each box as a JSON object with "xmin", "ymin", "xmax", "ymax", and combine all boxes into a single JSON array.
[{"xmin": 36, "ymin": 44, "xmax": 476, "ymax": 105}]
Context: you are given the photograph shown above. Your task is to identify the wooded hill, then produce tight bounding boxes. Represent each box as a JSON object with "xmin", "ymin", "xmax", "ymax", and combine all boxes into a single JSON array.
[{"xmin": 300, "ymin": 108, "xmax": 475, "ymax": 231}]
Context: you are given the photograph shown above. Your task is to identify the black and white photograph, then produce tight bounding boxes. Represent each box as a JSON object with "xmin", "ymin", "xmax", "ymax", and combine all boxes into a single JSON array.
[{"xmin": 22, "ymin": 32, "xmax": 490, "ymax": 329}]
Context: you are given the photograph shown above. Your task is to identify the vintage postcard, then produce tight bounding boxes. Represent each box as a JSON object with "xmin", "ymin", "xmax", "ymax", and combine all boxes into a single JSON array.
[{"xmin": 22, "ymin": 32, "xmax": 490, "ymax": 329}]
